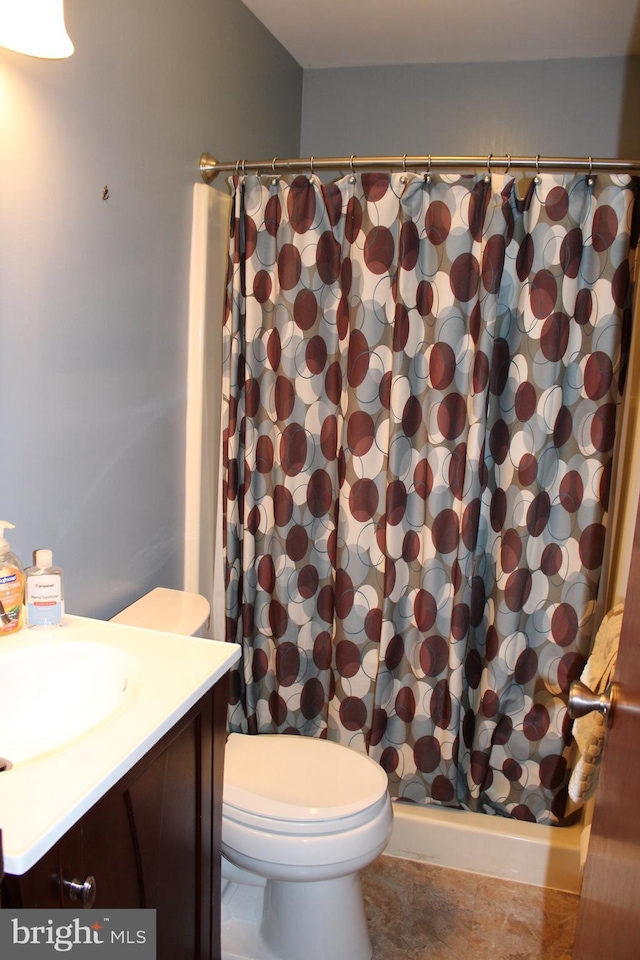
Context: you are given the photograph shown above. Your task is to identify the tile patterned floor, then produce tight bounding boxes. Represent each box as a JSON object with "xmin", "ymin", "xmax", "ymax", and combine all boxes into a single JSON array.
[{"xmin": 361, "ymin": 855, "xmax": 580, "ymax": 960}]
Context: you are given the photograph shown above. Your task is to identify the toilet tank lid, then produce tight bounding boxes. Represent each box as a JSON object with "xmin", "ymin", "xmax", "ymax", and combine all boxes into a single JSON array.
[
  {"xmin": 223, "ymin": 733, "xmax": 389, "ymax": 821},
  {"xmin": 111, "ymin": 587, "xmax": 210, "ymax": 636}
]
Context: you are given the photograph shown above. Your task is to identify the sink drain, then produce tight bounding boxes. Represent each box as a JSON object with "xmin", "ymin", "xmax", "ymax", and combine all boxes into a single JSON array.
[{"xmin": 0, "ymin": 758, "xmax": 13, "ymax": 772}]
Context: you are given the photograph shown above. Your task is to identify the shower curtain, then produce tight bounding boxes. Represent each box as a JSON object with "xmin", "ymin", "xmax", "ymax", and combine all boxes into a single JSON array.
[{"xmin": 222, "ymin": 169, "xmax": 637, "ymax": 824}]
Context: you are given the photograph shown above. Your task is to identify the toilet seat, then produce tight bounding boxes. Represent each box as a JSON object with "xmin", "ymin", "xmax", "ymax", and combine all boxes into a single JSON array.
[
  {"xmin": 223, "ymin": 733, "xmax": 389, "ymax": 821},
  {"xmin": 223, "ymin": 792, "xmax": 391, "ymax": 869},
  {"xmin": 222, "ymin": 733, "xmax": 393, "ymax": 871},
  {"xmin": 223, "ymin": 794, "xmax": 386, "ymax": 836}
]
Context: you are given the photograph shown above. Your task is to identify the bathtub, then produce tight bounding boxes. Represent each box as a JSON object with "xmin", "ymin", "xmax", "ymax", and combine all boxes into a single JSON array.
[{"xmin": 384, "ymin": 800, "xmax": 588, "ymax": 893}]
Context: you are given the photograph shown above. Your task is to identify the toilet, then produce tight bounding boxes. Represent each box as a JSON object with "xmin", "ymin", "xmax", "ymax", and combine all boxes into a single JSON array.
[{"xmin": 112, "ymin": 588, "xmax": 393, "ymax": 960}]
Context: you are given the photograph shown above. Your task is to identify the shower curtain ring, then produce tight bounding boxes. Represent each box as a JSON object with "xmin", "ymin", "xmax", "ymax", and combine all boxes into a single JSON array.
[
  {"xmin": 536, "ymin": 155, "xmax": 541, "ymax": 175},
  {"xmin": 350, "ymin": 154, "xmax": 356, "ymax": 173},
  {"xmin": 485, "ymin": 154, "xmax": 493, "ymax": 182},
  {"xmin": 309, "ymin": 156, "xmax": 315, "ymax": 176},
  {"xmin": 271, "ymin": 157, "xmax": 278, "ymax": 173},
  {"xmin": 588, "ymin": 156, "xmax": 593, "ymax": 176},
  {"xmin": 505, "ymin": 154, "xmax": 511, "ymax": 174},
  {"xmin": 402, "ymin": 154, "xmax": 407, "ymax": 172},
  {"xmin": 241, "ymin": 159, "xmax": 246, "ymax": 174}
]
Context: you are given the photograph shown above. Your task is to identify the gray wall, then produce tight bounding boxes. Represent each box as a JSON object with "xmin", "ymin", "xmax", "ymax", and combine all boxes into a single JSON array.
[
  {"xmin": 0, "ymin": 0, "xmax": 302, "ymax": 618},
  {"xmin": 301, "ymin": 57, "xmax": 640, "ymax": 158},
  {"xmin": 3, "ymin": 9, "xmax": 637, "ymax": 623}
]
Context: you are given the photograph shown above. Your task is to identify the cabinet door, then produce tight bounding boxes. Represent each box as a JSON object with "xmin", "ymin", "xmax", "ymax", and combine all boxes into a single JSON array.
[
  {"xmin": 82, "ymin": 694, "xmax": 213, "ymax": 955},
  {"xmin": 1, "ymin": 842, "xmax": 67, "ymax": 908}
]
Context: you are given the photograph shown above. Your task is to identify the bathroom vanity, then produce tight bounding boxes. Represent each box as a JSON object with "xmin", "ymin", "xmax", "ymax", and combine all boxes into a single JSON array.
[{"xmin": 0, "ymin": 616, "xmax": 239, "ymax": 960}]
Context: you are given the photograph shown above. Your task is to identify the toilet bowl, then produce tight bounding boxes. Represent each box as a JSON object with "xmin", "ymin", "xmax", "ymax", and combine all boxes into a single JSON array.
[{"xmin": 112, "ymin": 589, "xmax": 393, "ymax": 960}]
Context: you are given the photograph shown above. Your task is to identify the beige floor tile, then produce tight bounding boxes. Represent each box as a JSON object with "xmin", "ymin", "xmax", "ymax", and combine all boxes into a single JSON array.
[{"xmin": 362, "ymin": 854, "xmax": 579, "ymax": 960}]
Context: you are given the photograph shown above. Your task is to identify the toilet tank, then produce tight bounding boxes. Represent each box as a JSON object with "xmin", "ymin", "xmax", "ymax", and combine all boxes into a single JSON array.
[{"xmin": 110, "ymin": 587, "xmax": 210, "ymax": 638}]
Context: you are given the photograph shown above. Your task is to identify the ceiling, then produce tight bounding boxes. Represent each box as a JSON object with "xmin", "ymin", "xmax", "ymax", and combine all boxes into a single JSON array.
[{"xmin": 240, "ymin": 0, "xmax": 640, "ymax": 70}]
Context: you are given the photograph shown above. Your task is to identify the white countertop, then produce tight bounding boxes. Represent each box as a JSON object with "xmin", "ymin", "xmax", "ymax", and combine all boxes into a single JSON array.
[{"xmin": 0, "ymin": 615, "xmax": 240, "ymax": 875}]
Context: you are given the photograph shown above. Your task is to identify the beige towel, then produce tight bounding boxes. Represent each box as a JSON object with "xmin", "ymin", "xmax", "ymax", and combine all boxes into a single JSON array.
[{"xmin": 568, "ymin": 604, "xmax": 623, "ymax": 804}]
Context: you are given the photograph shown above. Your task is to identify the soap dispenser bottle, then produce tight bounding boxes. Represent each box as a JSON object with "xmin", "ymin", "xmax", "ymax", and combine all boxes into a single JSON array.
[
  {"xmin": 25, "ymin": 549, "xmax": 65, "ymax": 628},
  {"xmin": 0, "ymin": 521, "xmax": 25, "ymax": 635}
]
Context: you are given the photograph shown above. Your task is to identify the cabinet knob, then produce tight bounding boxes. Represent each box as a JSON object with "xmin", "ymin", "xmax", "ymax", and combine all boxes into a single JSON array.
[{"xmin": 63, "ymin": 876, "xmax": 97, "ymax": 908}]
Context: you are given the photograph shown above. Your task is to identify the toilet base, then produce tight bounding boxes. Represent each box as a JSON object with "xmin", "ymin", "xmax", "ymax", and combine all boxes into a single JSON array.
[{"xmin": 221, "ymin": 861, "xmax": 373, "ymax": 960}]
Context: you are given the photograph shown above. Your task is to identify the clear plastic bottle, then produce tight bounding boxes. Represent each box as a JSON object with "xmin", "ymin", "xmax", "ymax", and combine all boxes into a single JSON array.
[
  {"xmin": 25, "ymin": 548, "xmax": 65, "ymax": 628},
  {"xmin": 0, "ymin": 521, "xmax": 25, "ymax": 635}
]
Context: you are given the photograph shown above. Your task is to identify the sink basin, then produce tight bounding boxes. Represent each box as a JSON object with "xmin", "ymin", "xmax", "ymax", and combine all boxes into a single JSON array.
[{"xmin": 0, "ymin": 640, "xmax": 138, "ymax": 766}]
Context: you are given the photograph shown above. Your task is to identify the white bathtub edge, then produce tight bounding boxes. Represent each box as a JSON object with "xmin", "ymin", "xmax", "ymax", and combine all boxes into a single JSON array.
[{"xmin": 383, "ymin": 801, "xmax": 584, "ymax": 893}]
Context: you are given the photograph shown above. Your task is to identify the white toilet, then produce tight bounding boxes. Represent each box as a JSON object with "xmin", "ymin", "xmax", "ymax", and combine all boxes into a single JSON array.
[{"xmin": 112, "ymin": 588, "xmax": 393, "ymax": 960}]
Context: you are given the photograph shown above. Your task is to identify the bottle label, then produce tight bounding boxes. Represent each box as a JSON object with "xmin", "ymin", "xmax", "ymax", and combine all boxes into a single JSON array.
[
  {"xmin": 0, "ymin": 566, "xmax": 23, "ymax": 633},
  {"xmin": 26, "ymin": 573, "xmax": 64, "ymax": 627}
]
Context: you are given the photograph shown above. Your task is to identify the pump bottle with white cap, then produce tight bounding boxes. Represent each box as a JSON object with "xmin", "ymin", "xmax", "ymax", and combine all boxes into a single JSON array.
[
  {"xmin": 25, "ymin": 549, "xmax": 65, "ymax": 628},
  {"xmin": 0, "ymin": 521, "xmax": 25, "ymax": 635}
]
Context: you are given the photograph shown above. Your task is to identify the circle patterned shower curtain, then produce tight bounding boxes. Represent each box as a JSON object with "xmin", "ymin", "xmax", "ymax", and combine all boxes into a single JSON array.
[{"xmin": 222, "ymin": 169, "xmax": 637, "ymax": 824}]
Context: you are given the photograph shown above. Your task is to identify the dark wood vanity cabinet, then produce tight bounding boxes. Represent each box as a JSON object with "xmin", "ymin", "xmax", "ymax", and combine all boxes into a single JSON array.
[{"xmin": 1, "ymin": 675, "xmax": 229, "ymax": 960}]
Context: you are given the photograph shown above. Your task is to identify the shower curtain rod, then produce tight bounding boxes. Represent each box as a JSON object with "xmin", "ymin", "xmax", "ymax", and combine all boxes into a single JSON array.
[{"xmin": 200, "ymin": 151, "xmax": 640, "ymax": 183}]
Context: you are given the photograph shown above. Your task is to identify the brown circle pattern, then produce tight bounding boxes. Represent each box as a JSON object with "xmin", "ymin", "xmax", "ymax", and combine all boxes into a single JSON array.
[{"xmin": 223, "ymin": 170, "xmax": 637, "ymax": 825}]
